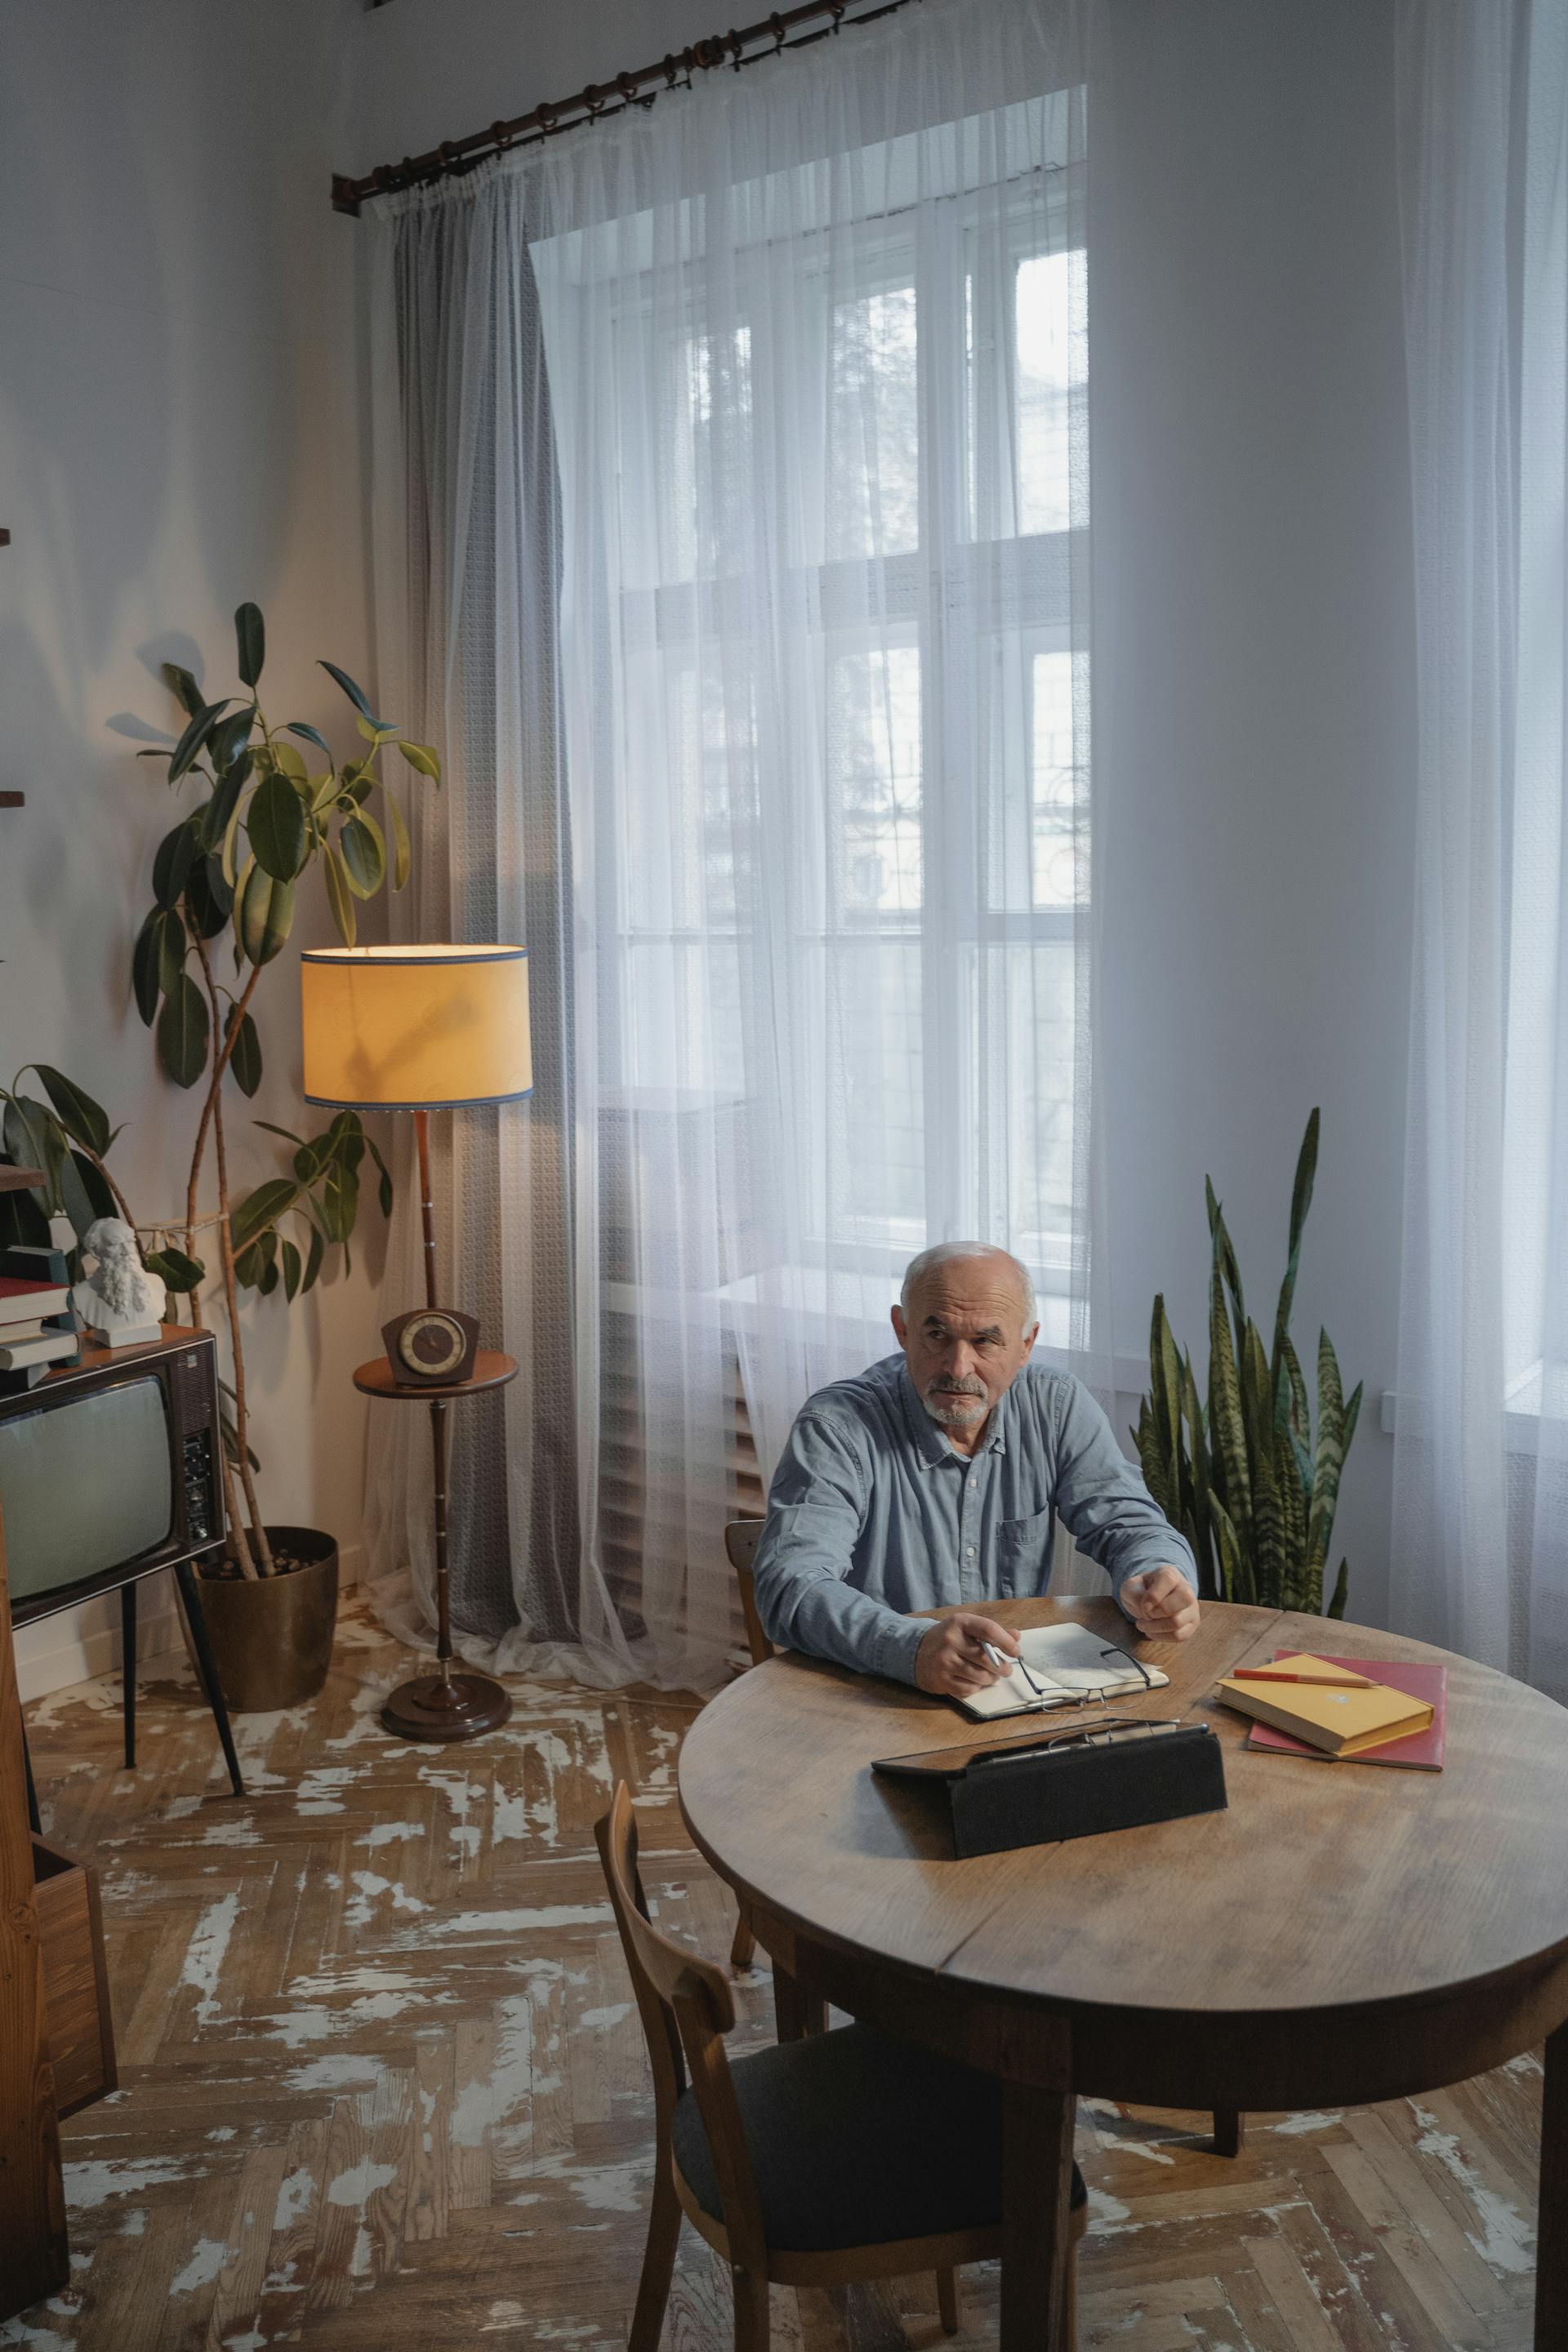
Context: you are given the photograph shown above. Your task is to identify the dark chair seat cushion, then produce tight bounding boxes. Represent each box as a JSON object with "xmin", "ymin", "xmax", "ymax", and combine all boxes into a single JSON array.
[{"xmin": 671, "ymin": 2020, "xmax": 1088, "ymax": 2253}]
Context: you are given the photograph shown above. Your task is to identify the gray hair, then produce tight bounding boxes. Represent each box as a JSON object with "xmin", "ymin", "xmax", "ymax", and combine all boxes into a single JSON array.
[{"xmin": 900, "ymin": 1242, "xmax": 1037, "ymax": 1329}]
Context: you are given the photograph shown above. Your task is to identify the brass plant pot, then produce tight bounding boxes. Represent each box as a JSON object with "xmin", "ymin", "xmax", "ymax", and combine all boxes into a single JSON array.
[{"xmin": 194, "ymin": 1527, "xmax": 340, "ymax": 1713}]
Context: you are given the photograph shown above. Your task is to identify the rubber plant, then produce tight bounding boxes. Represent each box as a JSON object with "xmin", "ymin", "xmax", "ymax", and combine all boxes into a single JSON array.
[
  {"xmin": 0, "ymin": 604, "xmax": 441, "ymax": 1579},
  {"xmin": 1133, "ymin": 1111, "xmax": 1363, "ymax": 1617}
]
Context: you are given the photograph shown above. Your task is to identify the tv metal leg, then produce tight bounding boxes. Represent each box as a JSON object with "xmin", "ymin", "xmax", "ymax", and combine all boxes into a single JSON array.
[
  {"xmin": 174, "ymin": 1561, "xmax": 245, "ymax": 1800},
  {"xmin": 121, "ymin": 1583, "xmax": 137, "ymax": 1771}
]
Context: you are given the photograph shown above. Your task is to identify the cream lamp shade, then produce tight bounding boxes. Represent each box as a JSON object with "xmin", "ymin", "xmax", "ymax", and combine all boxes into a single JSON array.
[{"xmin": 301, "ymin": 946, "xmax": 532, "ymax": 1110}]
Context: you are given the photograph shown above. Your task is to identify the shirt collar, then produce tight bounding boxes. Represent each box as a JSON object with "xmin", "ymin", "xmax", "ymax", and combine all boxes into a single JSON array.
[{"xmin": 898, "ymin": 1365, "xmax": 1009, "ymax": 1465}]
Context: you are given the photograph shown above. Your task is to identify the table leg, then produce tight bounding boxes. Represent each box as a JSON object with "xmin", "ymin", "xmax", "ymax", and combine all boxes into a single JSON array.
[
  {"xmin": 1538, "ymin": 2020, "xmax": 1568, "ymax": 2349},
  {"xmin": 1000, "ymin": 2077, "xmax": 1076, "ymax": 2352},
  {"xmin": 772, "ymin": 1957, "xmax": 826, "ymax": 2042}
]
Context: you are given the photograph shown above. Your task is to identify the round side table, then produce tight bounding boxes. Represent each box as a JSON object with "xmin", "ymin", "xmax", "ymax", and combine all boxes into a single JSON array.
[{"xmin": 354, "ymin": 1349, "xmax": 518, "ymax": 1742}]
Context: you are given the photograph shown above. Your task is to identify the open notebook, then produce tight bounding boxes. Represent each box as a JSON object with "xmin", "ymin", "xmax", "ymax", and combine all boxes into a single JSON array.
[{"xmin": 956, "ymin": 1622, "xmax": 1169, "ymax": 1721}]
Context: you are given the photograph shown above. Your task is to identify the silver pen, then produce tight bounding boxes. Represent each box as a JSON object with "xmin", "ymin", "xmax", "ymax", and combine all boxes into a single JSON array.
[{"xmin": 980, "ymin": 1639, "xmax": 1046, "ymax": 1695}]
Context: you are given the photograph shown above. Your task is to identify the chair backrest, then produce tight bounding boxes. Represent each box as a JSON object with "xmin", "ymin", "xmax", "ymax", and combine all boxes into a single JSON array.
[
  {"xmin": 725, "ymin": 1518, "xmax": 773, "ymax": 1668},
  {"xmin": 595, "ymin": 1784, "xmax": 768, "ymax": 2267}
]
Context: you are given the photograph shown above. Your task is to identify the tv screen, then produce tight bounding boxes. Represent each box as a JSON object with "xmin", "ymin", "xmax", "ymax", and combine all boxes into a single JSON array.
[{"xmin": 0, "ymin": 1377, "xmax": 173, "ymax": 1606}]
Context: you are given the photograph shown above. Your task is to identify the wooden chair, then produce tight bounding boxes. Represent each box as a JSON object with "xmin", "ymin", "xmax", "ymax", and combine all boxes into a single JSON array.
[
  {"xmin": 724, "ymin": 1520, "xmax": 771, "ymax": 1974},
  {"xmin": 596, "ymin": 1780, "xmax": 1089, "ymax": 2351}
]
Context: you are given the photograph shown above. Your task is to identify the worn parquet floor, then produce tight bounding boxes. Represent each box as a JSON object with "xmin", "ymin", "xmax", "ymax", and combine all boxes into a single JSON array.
[{"xmin": 3, "ymin": 1596, "xmax": 1547, "ymax": 2350}]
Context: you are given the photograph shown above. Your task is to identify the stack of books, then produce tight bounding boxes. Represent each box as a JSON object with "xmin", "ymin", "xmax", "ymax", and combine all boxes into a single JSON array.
[
  {"xmin": 0, "ymin": 1271, "xmax": 79, "ymax": 1382},
  {"xmin": 1218, "ymin": 1651, "xmax": 1447, "ymax": 1771}
]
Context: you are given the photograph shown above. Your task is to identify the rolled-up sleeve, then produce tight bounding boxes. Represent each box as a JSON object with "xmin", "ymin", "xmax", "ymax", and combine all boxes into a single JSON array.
[
  {"xmin": 751, "ymin": 1413, "xmax": 929, "ymax": 1686},
  {"xmin": 1049, "ymin": 1378, "xmax": 1198, "ymax": 1613}
]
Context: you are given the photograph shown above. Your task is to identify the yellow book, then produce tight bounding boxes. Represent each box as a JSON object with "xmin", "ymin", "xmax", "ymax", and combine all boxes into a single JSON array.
[{"xmin": 1216, "ymin": 1665, "xmax": 1434, "ymax": 1757}]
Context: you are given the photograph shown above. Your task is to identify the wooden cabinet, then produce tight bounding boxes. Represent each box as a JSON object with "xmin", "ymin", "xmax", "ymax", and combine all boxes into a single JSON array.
[
  {"xmin": 0, "ymin": 1500, "xmax": 67, "ymax": 2318},
  {"xmin": 33, "ymin": 1838, "xmax": 116, "ymax": 2118}
]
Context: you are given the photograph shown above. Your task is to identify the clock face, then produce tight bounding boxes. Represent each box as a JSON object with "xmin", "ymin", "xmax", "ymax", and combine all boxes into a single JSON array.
[{"xmin": 398, "ymin": 1312, "xmax": 468, "ymax": 1379}]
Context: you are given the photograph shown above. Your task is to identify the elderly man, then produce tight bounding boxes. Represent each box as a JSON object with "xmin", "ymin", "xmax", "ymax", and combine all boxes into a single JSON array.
[{"xmin": 751, "ymin": 1241, "xmax": 1200, "ymax": 1699}]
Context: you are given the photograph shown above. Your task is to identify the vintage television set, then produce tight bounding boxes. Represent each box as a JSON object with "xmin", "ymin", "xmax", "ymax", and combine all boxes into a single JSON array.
[{"xmin": 0, "ymin": 1327, "xmax": 243, "ymax": 1795}]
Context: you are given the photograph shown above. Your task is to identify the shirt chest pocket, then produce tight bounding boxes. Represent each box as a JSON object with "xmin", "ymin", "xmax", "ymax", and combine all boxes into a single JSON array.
[{"xmin": 996, "ymin": 1507, "xmax": 1055, "ymax": 1595}]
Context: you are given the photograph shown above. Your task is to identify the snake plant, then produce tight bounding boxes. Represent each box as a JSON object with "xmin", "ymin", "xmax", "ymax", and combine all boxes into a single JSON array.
[{"xmin": 1134, "ymin": 1111, "xmax": 1362, "ymax": 1617}]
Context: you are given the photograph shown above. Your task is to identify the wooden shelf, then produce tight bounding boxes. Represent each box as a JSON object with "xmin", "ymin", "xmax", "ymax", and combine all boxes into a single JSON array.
[
  {"xmin": 0, "ymin": 1169, "xmax": 44, "ymax": 1193},
  {"xmin": 0, "ymin": 795, "xmax": 22, "ymax": 811}
]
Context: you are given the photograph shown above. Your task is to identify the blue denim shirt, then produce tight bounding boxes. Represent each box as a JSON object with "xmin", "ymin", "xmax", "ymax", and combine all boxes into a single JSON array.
[{"xmin": 751, "ymin": 1353, "xmax": 1197, "ymax": 1686}]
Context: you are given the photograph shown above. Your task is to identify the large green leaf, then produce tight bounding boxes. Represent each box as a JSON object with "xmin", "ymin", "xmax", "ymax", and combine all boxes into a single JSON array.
[
  {"xmin": 131, "ymin": 909, "xmax": 165, "ymax": 1024},
  {"xmin": 163, "ymin": 662, "xmax": 204, "ymax": 719},
  {"xmin": 286, "ymin": 721, "xmax": 332, "ymax": 756},
  {"xmin": 72, "ymin": 1151, "xmax": 114, "ymax": 1222},
  {"xmin": 3, "ymin": 1096, "xmax": 64, "ymax": 1203},
  {"xmin": 54, "ymin": 1146, "xmax": 96, "ymax": 1244},
  {"xmin": 318, "ymin": 660, "xmax": 381, "ymax": 727},
  {"xmin": 301, "ymin": 1220, "xmax": 326, "ymax": 1294},
  {"xmin": 397, "ymin": 739, "xmax": 440, "ymax": 782},
  {"xmin": 32, "ymin": 1066, "xmax": 110, "ymax": 1157},
  {"xmin": 363, "ymin": 1128, "xmax": 394, "ymax": 1219},
  {"xmin": 248, "ymin": 771, "xmax": 306, "ymax": 881},
  {"xmin": 168, "ymin": 697, "xmax": 231, "ymax": 783},
  {"xmin": 207, "ymin": 709, "xmax": 256, "ymax": 783},
  {"xmin": 234, "ymin": 603, "xmax": 265, "ymax": 689},
  {"xmin": 156, "ymin": 971, "xmax": 210, "ymax": 1089},
  {"xmin": 230, "ymin": 1176, "xmax": 300, "ymax": 1257},
  {"xmin": 185, "ymin": 855, "xmax": 232, "ymax": 941},
  {"xmin": 281, "ymin": 1237, "xmax": 302, "ymax": 1302},
  {"xmin": 384, "ymin": 788, "xmax": 412, "ymax": 890},
  {"xmin": 237, "ymin": 862, "xmax": 296, "ymax": 965},
  {"xmin": 1272, "ymin": 1108, "xmax": 1321, "ymax": 1370},
  {"xmin": 225, "ymin": 1006, "xmax": 262, "ymax": 1098},
  {"xmin": 143, "ymin": 1245, "xmax": 204, "ymax": 1295},
  {"xmin": 339, "ymin": 810, "xmax": 385, "ymax": 899},
  {"xmin": 152, "ymin": 816, "xmax": 201, "ymax": 909},
  {"xmin": 323, "ymin": 843, "xmax": 357, "ymax": 947}
]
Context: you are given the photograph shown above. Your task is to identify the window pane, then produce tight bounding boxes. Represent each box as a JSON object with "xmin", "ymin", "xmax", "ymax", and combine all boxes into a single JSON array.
[
  {"xmin": 1016, "ymin": 251, "xmax": 1080, "ymax": 536},
  {"xmin": 830, "ymin": 645, "xmax": 922, "ymax": 918},
  {"xmin": 832, "ymin": 938, "xmax": 925, "ymax": 1236},
  {"xmin": 1031, "ymin": 648, "xmax": 1087, "ymax": 911},
  {"xmin": 828, "ymin": 285, "xmax": 919, "ymax": 559}
]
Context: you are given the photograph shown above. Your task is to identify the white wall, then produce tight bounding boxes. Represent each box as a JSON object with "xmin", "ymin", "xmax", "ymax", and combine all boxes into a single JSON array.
[
  {"xmin": 348, "ymin": 0, "xmax": 1419, "ymax": 1628},
  {"xmin": 0, "ymin": 2, "xmax": 388, "ymax": 1693}
]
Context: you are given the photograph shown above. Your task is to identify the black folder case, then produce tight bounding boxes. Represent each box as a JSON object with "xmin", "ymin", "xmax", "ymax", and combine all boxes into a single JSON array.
[{"xmin": 874, "ymin": 1720, "xmax": 1227, "ymax": 1858}]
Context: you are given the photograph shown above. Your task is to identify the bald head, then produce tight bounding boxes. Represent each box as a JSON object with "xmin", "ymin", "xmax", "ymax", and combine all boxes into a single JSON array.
[
  {"xmin": 893, "ymin": 1244, "xmax": 1040, "ymax": 1454},
  {"xmin": 901, "ymin": 1243, "xmax": 1036, "ymax": 1330}
]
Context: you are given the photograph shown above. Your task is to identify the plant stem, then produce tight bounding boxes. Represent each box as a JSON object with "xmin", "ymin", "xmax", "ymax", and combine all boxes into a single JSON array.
[{"xmin": 193, "ymin": 932, "xmax": 273, "ymax": 1578}]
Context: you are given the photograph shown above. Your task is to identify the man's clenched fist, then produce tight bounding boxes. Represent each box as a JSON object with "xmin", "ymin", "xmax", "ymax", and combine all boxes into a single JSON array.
[{"xmin": 1120, "ymin": 1565, "xmax": 1200, "ymax": 1643}]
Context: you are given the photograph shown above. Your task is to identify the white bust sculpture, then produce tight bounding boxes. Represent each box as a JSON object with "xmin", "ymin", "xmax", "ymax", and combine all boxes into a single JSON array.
[{"xmin": 71, "ymin": 1218, "xmax": 167, "ymax": 1337}]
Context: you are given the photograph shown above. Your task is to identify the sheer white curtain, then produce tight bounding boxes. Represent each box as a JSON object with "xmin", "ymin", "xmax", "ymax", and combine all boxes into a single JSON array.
[
  {"xmin": 363, "ymin": 0, "xmax": 1108, "ymax": 1691},
  {"xmin": 1392, "ymin": 0, "xmax": 1568, "ymax": 1697}
]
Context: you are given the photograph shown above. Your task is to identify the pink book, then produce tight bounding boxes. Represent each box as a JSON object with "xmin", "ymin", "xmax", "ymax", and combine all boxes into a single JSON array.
[{"xmin": 1245, "ymin": 1651, "xmax": 1447, "ymax": 1771}]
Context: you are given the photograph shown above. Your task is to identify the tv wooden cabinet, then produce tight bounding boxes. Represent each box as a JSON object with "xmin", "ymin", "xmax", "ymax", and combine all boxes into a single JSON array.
[{"xmin": 0, "ymin": 1498, "xmax": 67, "ymax": 2318}]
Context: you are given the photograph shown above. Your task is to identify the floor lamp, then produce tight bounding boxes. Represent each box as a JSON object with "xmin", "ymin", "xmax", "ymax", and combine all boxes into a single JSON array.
[{"xmin": 301, "ymin": 945, "xmax": 531, "ymax": 1744}]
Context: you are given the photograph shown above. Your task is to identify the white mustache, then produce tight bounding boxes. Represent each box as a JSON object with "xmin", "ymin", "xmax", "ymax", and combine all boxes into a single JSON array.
[{"xmin": 927, "ymin": 1379, "xmax": 986, "ymax": 1400}]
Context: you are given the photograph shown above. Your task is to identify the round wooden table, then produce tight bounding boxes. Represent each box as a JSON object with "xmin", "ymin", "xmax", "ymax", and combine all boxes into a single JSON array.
[{"xmin": 679, "ymin": 1596, "xmax": 1568, "ymax": 2350}]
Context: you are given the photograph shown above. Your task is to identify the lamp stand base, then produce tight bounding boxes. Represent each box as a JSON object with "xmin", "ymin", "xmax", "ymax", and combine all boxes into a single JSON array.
[{"xmin": 380, "ymin": 1668, "xmax": 513, "ymax": 1744}]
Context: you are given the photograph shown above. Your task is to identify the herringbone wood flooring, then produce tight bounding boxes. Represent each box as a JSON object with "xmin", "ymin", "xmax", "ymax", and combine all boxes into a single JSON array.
[{"xmin": 4, "ymin": 1597, "xmax": 1546, "ymax": 2349}]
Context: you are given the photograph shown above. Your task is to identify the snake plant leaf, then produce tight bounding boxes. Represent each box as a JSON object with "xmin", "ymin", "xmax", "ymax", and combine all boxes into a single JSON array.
[
  {"xmin": 236, "ymin": 860, "xmax": 296, "ymax": 966},
  {"xmin": 1305, "ymin": 1327, "xmax": 1347, "ymax": 1579},
  {"xmin": 31, "ymin": 1066, "xmax": 111, "ymax": 1158},
  {"xmin": 1207, "ymin": 1250, "xmax": 1253, "ymax": 1554},
  {"xmin": 1272, "ymin": 1109, "xmax": 1320, "ymax": 1366},
  {"xmin": 1280, "ymin": 1331, "xmax": 1311, "ymax": 1448},
  {"xmin": 1207, "ymin": 1181, "xmax": 1247, "ymax": 1334},
  {"xmin": 249, "ymin": 771, "xmax": 306, "ymax": 882},
  {"xmin": 1342, "ymin": 1379, "xmax": 1363, "ymax": 1457},
  {"xmin": 1209, "ymin": 1490, "xmax": 1243, "ymax": 1604},
  {"xmin": 156, "ymin": 971, "xmax": 211, "ymax": 1089},
  {"xmin": 1327, "ymin": 1559, "xmax": 1349, "ymax": 1619}
]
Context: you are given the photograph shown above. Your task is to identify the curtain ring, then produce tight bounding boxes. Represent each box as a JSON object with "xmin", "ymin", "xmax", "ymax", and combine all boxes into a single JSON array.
[
  {"xmin": 694, "ymin": 36, "xmax": 724, "ymax": 70},
  {"xmin": 617, "ymin": 71, "xmax": 640, "ymax": 105},
  {"xmin": 537, "ymin": 100, "xmax": 559, "ymax": 134},
  {"xmin": 583, "ymin": 85, "xmax": 606, "ymax": 120},
  {"xmin": 662, "ymin": 51, "xmax": 681, "ymax": 86},
  {"xmin": 491, "ymin": 118, "xmax": 514, "ymax": 152},
  {"xmin": 769, "ymin": 12, "xmax": 787, "ymax": 51},
  {"xmin": 828, "ymin": 0, "xmax": 845, "ymax": 26},
  {"xmin": 725, "ymin": 27, "xmax": 745, "ymax": 68}
]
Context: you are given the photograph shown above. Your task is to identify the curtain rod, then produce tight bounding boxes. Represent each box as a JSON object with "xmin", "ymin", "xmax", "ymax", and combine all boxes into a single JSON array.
[{"xmin": 331, "ymin": 0, "xmax": 919, "ymax": 216}]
